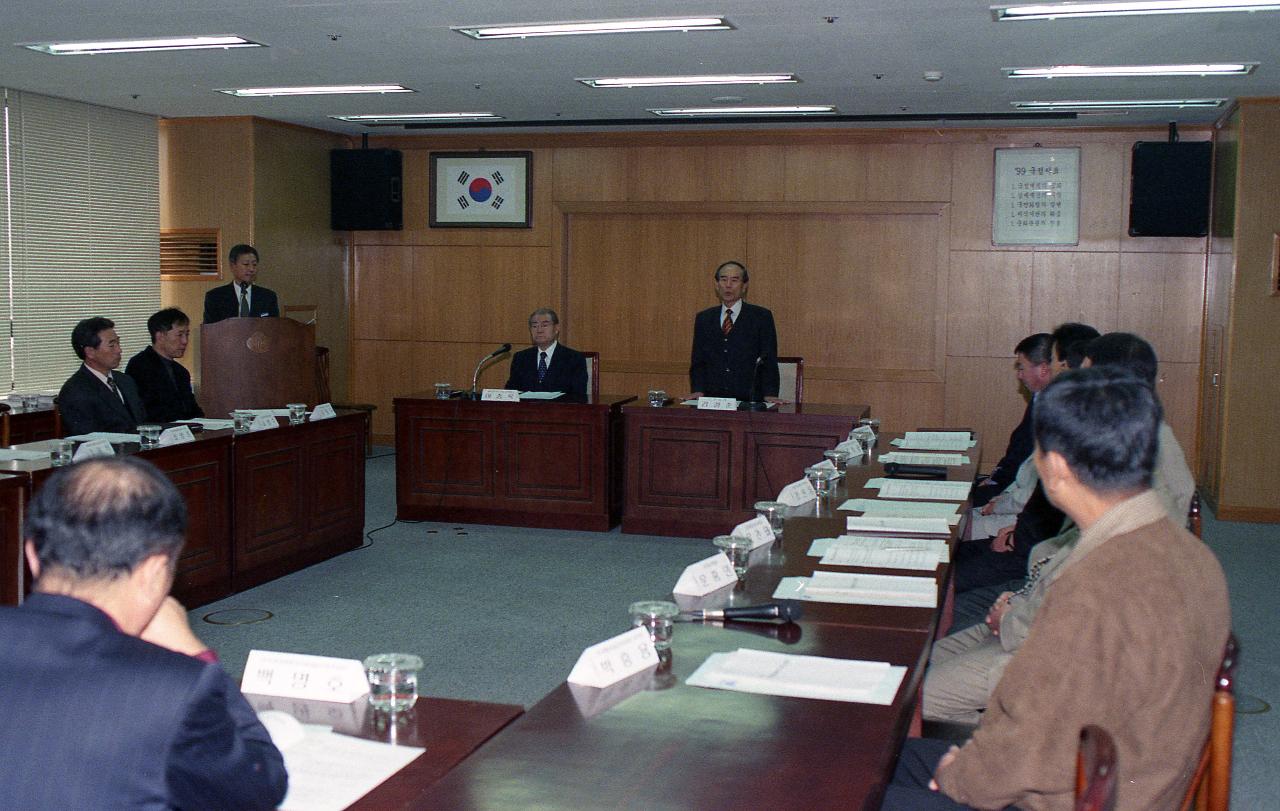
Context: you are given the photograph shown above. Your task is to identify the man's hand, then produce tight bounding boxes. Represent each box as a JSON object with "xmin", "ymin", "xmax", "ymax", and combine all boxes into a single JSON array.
[
  {"xmin": 688, "ymin": 392, "xmax": 703, "ymax": 400},
  {"xmin": 140, "ymin": 596, "xmax": 210, "ymax": 657},
  {"xmin": 979, "ymin": 500, "xmax": 997, "ymax": 516},
  {"xmin": 985, "ymin": 592, "xmax": 1014, "ymax": 636},
  {"xmin": 990, "ymin": 525, "xmax": 1016, "ymax": 553},
  {"xmin": 928, "ymin": 744, "xmax": 961, "ymax": 791}
]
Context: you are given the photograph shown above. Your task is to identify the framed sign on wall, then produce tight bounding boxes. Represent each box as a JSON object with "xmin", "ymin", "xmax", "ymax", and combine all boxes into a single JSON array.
[
  {"xmin": 429, "ymin": 151, "xmax": 532, "ymax": 228},
  {"xmin": 992, "ymin": 147, "xmax": 1080, "ymax": 246}
]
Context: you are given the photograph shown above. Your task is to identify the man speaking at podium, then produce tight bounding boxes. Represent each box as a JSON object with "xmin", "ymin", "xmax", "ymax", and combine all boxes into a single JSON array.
[
  {"xmin": 690, "ymin": 261, "xmax": 779, "ymax": 402},
  {"xmin": 203, "ymin": 244, "xmax": 280, "ymax": 324},
  {"xmin": 505, "ymin": 308, "xmax": 588, "ymax": 399}
]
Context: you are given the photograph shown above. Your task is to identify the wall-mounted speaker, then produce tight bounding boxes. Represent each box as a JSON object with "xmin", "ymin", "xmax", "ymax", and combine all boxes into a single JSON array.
[
  {"xmin": 331, "ymin": 149, "xmax": 402, "ymax": 230},
  {"xmin": 1128, "ymin": 141, "xmax": 1212, "ymax": 238}
]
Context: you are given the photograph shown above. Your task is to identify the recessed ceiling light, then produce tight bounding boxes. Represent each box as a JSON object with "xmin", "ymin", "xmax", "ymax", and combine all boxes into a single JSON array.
[
  {"xmin": 453, "ymin": 17, "xmax": 733, "ymax": 39},
  {"xmin": 218, "ymin": 84, "xmax": 414, "ymax": 97},
  {"xmin": 330, "ymin": 112, "xmax": 503, "ymax": 123},
  {"xmin": 1005, "ymin": 63, "xmax": 1256, "ymax": 77},
  {"xmin": 1012, "ymin": 98, "xmax": 1227, "ymax": 109},
  {"xmin": 579, "ymin": 74, "xmax": 797, "ymax": 88},
  {"xmin": 649, "ymin": 105, "xmax": 837, "ymax": 117},
  {"xmin": 993, "ymin": 1, "xmax": 1280, "ymax": 21},
  {"xmin": 21, "ymin": 35, "xmax": 264, "ymax": 55}
]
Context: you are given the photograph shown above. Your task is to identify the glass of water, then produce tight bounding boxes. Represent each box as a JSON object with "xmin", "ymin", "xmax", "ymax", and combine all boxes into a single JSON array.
[
  {"xmin": 364, "ymin": 653, "xmax": 423, "ymax": 712},
  {"xmin": 647, "ymin": 390, "xmax": 667, "ymax": 407},
  {"xmin": 823, "ymin": 449, "xmax": 850, "ymax": 477},
  {"xmin": 433, "ymin": 383, "xmax": 452, "ymax": 400},
  {"xmin": 753, "ymin": 500, "xmax": 787, "ymax": 538},
  {"xmin": 629, "ymin": 600, "xmax": 679, "ymax": 651},
  {"xmin": 231, "ymin": 410, "xmax": 253, "ymax": 433},
  {"xmin": 49, "ymin": 439, "xmax": 74, "ymax": 467},
  {"xmin": 713, "ymin": 535, "xmax": 754, "ymax": 581},
  {"xmin": 287, "ymin": 403, "xmax": 308, "ymax": 425},
  {"xmin": 138, "ymin": 424, "xmax": 162, "ymax": 448}
]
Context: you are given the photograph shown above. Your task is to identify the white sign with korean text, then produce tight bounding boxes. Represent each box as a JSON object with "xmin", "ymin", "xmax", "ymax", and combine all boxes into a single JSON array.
[
  {"xmin": 481, "ymin": 389, "xmax": 521, "ymax": 402},
  {"xmin": 158, "ymin": 425, "xmax": 196, "ymax": 446},
  {"xmin": 241, "ymin": 650, "xmax": 369, "ymax": 703},
  {"xmin": 566, "ymin": 627, "xmax": 659, "ymax": 688},
  {"xmin": 696, "ymin": 396, "xmax": 738, "ymax": 411},
  {"xmin": 731, "ymin": 516, "xmax": 778, "ymax": 549},
  {"xmin": 672, "ymin": 553, "xmax": 739, "ymax": 596},
  {"xmin": 993, "ymin": 147, "xmax": 1080, "ymax": 246}
]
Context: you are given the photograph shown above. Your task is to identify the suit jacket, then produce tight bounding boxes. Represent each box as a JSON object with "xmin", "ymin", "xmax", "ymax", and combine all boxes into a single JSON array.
[
  {"xmin": 971, "ymin": 396, "xmax": 1035, "ymax": 507},
  {"xmin": 202, "ymin": 283, "xmax": 280, "ymax": 324},
  {"xmin": 689, "ymin": 302, "xmax": 779, "ymax": 400},
  {"xmin": 0, "ymin": 593, "xmax": 287, "ymax": 810},
  {"xmin": 505, "ymin": 343, "xmax": 589, "ymax": 398},
  {"xmin": 57, "ymin": 364, "xmax": 147, "ymax": 435},
  {"xmin": 125, "ymin": 346, "xmax": 205, "ymax": 423}
]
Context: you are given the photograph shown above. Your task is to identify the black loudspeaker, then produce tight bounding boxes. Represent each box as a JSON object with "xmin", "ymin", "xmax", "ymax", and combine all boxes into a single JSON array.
[
  {"xmin": 1128, "ymin": 141, "xmax": 1212, "ymax": 238},
  {"xmin": 331, "ymin": 149, "xmax": 403, "ymax": 230}
]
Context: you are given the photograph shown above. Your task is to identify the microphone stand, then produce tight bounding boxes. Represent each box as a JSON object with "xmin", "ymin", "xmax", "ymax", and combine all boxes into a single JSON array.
[
  {"xmin": 744, "ymin": 356, "xmax": 769, "ymax": 411},
  {"xmin": 470, "ymin": 345, "xmax": 511, "ymax": 400}
]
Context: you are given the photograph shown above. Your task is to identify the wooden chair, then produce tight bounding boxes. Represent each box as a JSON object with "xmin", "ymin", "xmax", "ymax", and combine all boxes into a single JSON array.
[
  {"xmin": 1187, "ymin": 491, "xmax": 1202, "ymax": 538},
  {"xmin": 777, "ymin": 356, "xmax": 804, "ymax": 404},
  {"xmin": 583, "ymin": 351, "xmax": 600, "ymax": 401},
  {"xmin": 0, "ymin": 403, "xmax": 10, "ymax": 447},
  {"xmin": 1180, "ymin": 633, "xmax": 1238, "ymax": 811},
  {"xmin": 1075, "ymin": 725, "xmax": 1119, "ymax": 811}
]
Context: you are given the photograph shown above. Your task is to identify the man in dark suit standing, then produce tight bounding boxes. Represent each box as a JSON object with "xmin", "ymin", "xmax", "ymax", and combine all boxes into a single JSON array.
[
  {"xmin": 126, "ymin": 307, "xmax": 205, "ymax": 423},
  {"xmin": 0, "ymin": 457, "xmax": 287, "ymax": 809},
  {"xmin": 505, "ymin": 308, "xmax": 589, "ymax": 398},
  {"xmin": 57, "ymin": 316, "xmax": 147, "ymax": 435},
  {"xmin": 690, "ymin": 261, "xmax": 780, "ymax": 402},
  {"xmin": 202, "ymin": 243, "xmax": 280, "ymax": 324}
]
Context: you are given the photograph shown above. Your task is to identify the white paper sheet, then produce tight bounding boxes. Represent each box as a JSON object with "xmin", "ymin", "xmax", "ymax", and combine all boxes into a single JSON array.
[
  {"xmin": 877, "ymin": 452, "xmax": 969, "ymax": 466},
  {"xmin": 873, "ymin": 480, "xmax": 973, "ymax": 501},
  {"xmin": 0, "ymin": 448, "xmax": 51, "ymax": 461},
  {"xmin": 890, "ymin": 433, "xmax": 976, "ymax": 451},
  {"xmin": 808, "ymin": 535, "xmax": 949, "ymax": 563},
  {"xmin": 845, "ymin": 516, "xmax": 952, "ymax": 536},
  {"xmin": 840, "ymin": 498, "xmax": 960, "ymax": 524},
  {"xmin": 519, "ymin": 391, "xmax": 564, "ymax": 399},
  {"xmin": 773, "ymin": 571, "xmax": 938, "ymax": 608},
  {"xmin": 181, "ymin": 418, "xmax": 235, "ymax": 430},
  {"xmin": 274, "ymin": 724, "xmax": 424, "ymax": 811},
  {"xmin": 819, "ymin": 543, "xmax": 942, "ymax": 571},
  {"xmin": 686, "ymin": 648, "xmax": 906, "ymax": 705},
  {"xmin": 65, "ymin": 432, "xmax": 139, "ymax": 443}
]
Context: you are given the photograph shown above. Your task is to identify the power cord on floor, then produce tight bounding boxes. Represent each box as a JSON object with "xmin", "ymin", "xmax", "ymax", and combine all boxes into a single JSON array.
[{"xmin": 355, "ymin": 517, "xmax": 424, "ymax": 549}]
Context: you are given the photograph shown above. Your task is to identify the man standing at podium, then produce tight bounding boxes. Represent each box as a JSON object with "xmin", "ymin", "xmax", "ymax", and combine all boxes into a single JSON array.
[
  {"xmin": 505, "ymin": 308, "xmax": 588, "ymax": 398},
  {"xmin": 203, "ymin": 244, "xmax": 279, "ymax": 324},
  {"xmin": 690, "ymin": 261, "xmax": 779, "ymax": 402}
]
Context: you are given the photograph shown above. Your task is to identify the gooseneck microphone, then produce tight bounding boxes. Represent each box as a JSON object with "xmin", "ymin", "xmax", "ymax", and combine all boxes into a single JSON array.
[
  {"xmin": 470, "ymin": 343, "xmax": 512, "ymax": 399},
  {"xmin": 681, "ymin": 601, "xmax": 802, "ymax": 623},
  {"xmin": 745, "ymin": 356, "xmax": 769, "ymax": 411}
]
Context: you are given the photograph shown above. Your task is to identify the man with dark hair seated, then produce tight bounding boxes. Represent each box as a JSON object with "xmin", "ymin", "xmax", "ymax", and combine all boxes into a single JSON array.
[
  {"xmin": 970, "ymin": 333, "xmax": 1053, "ymax": 508},
  {"xmin": 126, "ymin": 307, "xmax": 205, "ymax": 422},
  {"xmin": 884, "ymin": 367, "xmax": 1229, "ymax": 810},
  {"xmin": 0, "ymin": 457, "xmax": 287, "ymax": 809},
  {"xmin": 57, "ymin": 316, "xmax": 147, "ymax": 435}
]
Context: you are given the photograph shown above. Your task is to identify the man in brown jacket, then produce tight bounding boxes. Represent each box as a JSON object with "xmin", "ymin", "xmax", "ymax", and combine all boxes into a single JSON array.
[{"xmin": 881, "ymin": 366, "xmax": 1230, "ymax": 811}]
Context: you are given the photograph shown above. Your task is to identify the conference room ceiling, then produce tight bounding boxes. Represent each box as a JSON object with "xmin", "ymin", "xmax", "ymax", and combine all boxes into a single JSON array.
[{"xmin": 3, "ymin": 1, "xmax": 1279, "ymax": 135}]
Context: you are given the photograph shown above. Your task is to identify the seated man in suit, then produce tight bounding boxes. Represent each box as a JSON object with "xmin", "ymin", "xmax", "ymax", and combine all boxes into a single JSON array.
[
  {"xmin": 883, "ymin": 366, "xmax": 1229, "ymax": 811},
  {"xmin": 0, "ymin": 457, "xmax": 287, "ymax": 809},
  {"xmin": 125, "ymin": 307, "xmax": 205, "ymax": 423},
  {"xmin": 203, "ymin": 243, "xmax": 280, "ymax": 324},
  {"xmin": 505, "ymin": 308, "xmax": 588, "ymax": 398},
  {"xmin": 969, "ymin": 333, "xmax": 1053, "ymax": 508},
  {"xmin": 57, "ymin": 316, "xmax": 147, "ymax": 435},
  {"xmin": 689, "ymin": 261, "xmax": 780, "ymax": 403}
]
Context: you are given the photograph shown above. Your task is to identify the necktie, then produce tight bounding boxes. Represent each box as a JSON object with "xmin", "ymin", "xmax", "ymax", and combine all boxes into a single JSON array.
[
  {"xmin": 537, "ymin": 351, "xmax": 548, "ymax": 383},
  {"xmin": 106, "ymin": 374, "xmax": 122, "ymax": 402},
  {"xmin": 722, "ymin": 309, "xmax": 733, "ymax": 336},
  {"xmin": 238, "ymin": 284, "xmax": 249, "ymax": 317}
]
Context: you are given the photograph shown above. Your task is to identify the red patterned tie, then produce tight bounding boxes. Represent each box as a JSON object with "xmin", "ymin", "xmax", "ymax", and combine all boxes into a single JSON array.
[{"xmin": 722, "ymin": 310, "xmax": 733, "ymax": 336}]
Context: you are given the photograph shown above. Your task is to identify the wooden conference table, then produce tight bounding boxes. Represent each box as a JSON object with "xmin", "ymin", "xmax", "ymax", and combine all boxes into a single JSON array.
[
  {"xmin": 402, "ymin": 429, "xmax": 981, "ymax": 810},
  {"xmin": 0, "ymin": 410, "xmax": 367, "ymax": 608}
]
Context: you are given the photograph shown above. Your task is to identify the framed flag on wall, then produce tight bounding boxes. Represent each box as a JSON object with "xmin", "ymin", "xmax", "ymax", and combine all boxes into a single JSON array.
[{"xmin": 429, "ymin": 151, "xmax": 532, "ymax": 228}]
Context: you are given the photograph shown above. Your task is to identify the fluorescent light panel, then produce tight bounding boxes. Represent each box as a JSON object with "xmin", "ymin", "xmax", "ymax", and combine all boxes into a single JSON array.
[
  {"xmin": 579, "ymin": 74, "xmax": 796, "ymax": 88},
  {"xmin": 331, "ymin": 112, "xmax": 502, "ymax": 123},
  {"xmin": 994, "ymin": 0, "xmax": 1280, "ymax": 20},
  {"xmin": 650, "ymin": 105, "xmax": 837, "ymax": 117},
  {"xmin": 218, "ymin": 84, "xmax": 413, "ymax": 97},
  {"xmin": 454, "ymin": 16, "xmax": 731, "ymax": 39},
  {"xmin": 22, "ymin": 35, "xmax": 263, "ymax": 55},
  {"xmin": 1006, "ymin": 63, "xmax": 1256, "ymax": 77},
  {"xmin": 1012, "ymin": 98, "xmax": 1227, "ymax": 109}
]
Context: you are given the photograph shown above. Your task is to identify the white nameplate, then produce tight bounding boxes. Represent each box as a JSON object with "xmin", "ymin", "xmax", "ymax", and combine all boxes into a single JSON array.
[
  {"xmin": 249, "ymin": 414, "xmax": 279, "ymax": 432},
  {"xmin": 158, "ymin": 425, "xmax": 196, "ymax": 446},
  {"xmin": 481, "ymin": 388, "xmax": 521, "ymax": 402},
  {"xmin": 777, "ymin": 477, "xmax": 817, "ymax": 507},
  {"xmin": 310, "ymin": 402, "xmax": 337, "ymax": 420},
  {"xmin": 672, "ymin": 553, "xmax": 739, "ymax": 597},
  {"xmin": 731, "ymin": 516, "xmax": 777, "ymax": 549},
  {"xmin": 835, "ymin": 439, "xmax": 864, "ymax": 458},
  {"xmin": 566, "ymin": 627, "xmax": 659, "ymax": 688},
  {"xmin": 696, "ymin": 396, "xmax": 738, "ymax": 411},
  {"xmin": 72, "ymin": 439, "xmax": 115, "ymax": 461},
  {"xmin": 851, "ymin": 424, "xmax": 877, "ymax": 444},
  {"xmin": 240, "ymin": 649, "xmax": 370, "ymax": 703},
  {"xmin": 812, "ymin": 458, "xmax": 837, "ymax": 470}
]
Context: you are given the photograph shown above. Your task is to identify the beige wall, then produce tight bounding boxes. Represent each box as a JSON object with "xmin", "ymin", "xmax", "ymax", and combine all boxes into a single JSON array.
[
  {"xmin": 350, "ymin": 127, "xmax": 1209, "ymax": 454},
  {"xmin": 158, "ymin": 117, "xmax": 348, "ymax": 403}
]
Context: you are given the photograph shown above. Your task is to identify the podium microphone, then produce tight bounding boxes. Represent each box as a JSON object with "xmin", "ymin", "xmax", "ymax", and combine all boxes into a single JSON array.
[
  {"xmin": 681, "ymin": 601, "xmax": 802, "ymax": 623},
  {"xmin": 470, "ymin": 343, "xmax": 512, "ymax": 399},
  {"xmin": 745, "ymin": 356, "xmax": 768, "ymax": 411}
]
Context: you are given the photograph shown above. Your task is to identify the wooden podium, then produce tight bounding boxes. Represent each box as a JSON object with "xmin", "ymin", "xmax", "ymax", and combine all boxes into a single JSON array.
[{"xmin": 200, "ymin": 318, "xmax": 317, "ymax": 419}]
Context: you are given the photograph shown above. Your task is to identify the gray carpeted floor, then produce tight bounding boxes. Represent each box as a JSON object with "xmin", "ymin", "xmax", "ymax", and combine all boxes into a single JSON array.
[{"xmin": 192, "ymin": 447, "xmax": 1280, "ymax": 806}]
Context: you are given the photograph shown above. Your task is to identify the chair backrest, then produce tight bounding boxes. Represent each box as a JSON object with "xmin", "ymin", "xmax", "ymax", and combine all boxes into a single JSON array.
[
  {"xmin": 583, "ymin": 351, "xmax": 600, "ymax": 400},
  {"xmin": 1076, "ymin": 725, "xmax": 1119, "ymax": 811},
  {"xmin": 1180, "ymin": 633, "xmax": 1238, "ymax": 811},
  {"xmin": 1187, "ymin": 491, "xmax": 1202, "ymax": 538},
  {"xmin": 0, "ymin": 405, "xmax": 9, "ymax": 447},
  {"xmin": 777, "ymin": 356, "xmax": 803, "ymax": 404}
]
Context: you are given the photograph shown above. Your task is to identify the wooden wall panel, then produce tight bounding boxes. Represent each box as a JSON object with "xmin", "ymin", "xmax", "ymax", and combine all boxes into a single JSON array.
[
  {"xmin": 1030, "ymin": 252, "xmax": 1120, "ymax": 333},
  {"xmin": 353, "ymin": 245, "xmax": 414, "ymax": 341},
  {"xmin": 1158, "ymin": 361, "xmax": 1199, "ymax": 469},
  {"xmin": 706, "ymin": 146, "xmax": 786, "ymax": 202},
  {"xmin": 352, "ymin": 339, "xmax": 417, "ymax": 437},
  {"xmin": 553, "ymin": 148, "xmax": 628, "ymax": 201},
  {"xmin": 783, "ymin": 145, "xmax": 870, "ymax": 201},
  {"xmin": 807, "ymin": 379, "xmax": 945, "ymax": 435},
  {"xmin": 946, "ymin": 251, "xmax": 1034, "ymax": 357},
  {"xmin": 1117, "ymin": 252, "xmax": 1206, "ymax": 364},
  {"xmin": 943, "ymin": 356, "xmax": 1029, "ymax": 459},
  {"xmin": 865, "ymin": 144, "xmax": 952, "ymax": 202},
  {"xmin": 411, "ymin": 246, "xmax": 554, "ymax": 345},
  {"xmin": 629, "ymin": 147, "xmax": 707, "ymax": 201}
]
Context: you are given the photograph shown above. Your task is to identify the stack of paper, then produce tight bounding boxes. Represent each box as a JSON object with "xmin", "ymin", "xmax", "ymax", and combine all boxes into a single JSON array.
[
  {"xmin": 267, "ymin": 721, "xmax": 424, "ymax": 811},
  {"xmin": 519, "ymin": 391, "xmax": 563, "ymax": 400},
  {"xmin": 845, "ymin": 516, "xmax": 952, "ymax": 536},
  {"xmin": 774, "ymin": 570, "xmax": 937, "ymax": 607},
  {"xmin": 686, "ymin": 648, "xmax": 906, "ymax": 705},
  {"xmin": 891, "ymin": 431, "xmax": 975, "ymax": 451},
  {"xmin": 807, "ymin": 536, "xmax": 950, "ymax": 563},
  {"xmin": 867, "ymin": 479, "xmax": 973, "ymax": 502},
  {"xmin": 0, "ymin": 448, "xmax": 50, "ymax": 461},
  {"xmin": 182, "ymin": 418, "xmax": 235, "ymax": 430},
  {"xmin": 877, "ymin": 451, "xmax": 969, "ymax": 466},
  {"xmin": 839, "ymin": 498, "xmax": 960, "ymax": 525},
  {"xmin": 64, "ymin": 432, "xmax": 139, "ymax": 443},
  {"xmin": 818, "ymin": 536, "xmax": 947, "ymax": 570}
]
